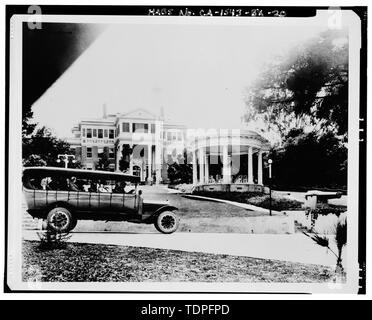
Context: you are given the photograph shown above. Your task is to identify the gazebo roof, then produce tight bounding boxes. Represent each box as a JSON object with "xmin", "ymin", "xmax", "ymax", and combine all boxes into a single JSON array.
[{"xmin": 190, "ymin": 128, "xmax": 271, "ymax": 151}]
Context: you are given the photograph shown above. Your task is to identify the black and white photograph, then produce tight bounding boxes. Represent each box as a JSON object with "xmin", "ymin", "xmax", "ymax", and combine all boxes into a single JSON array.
[{"xmin": 5, "ymin": 4, "xmax": 366, "ymax": 295}]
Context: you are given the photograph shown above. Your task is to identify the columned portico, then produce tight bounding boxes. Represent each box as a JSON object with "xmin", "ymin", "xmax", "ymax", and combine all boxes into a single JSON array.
[
  {"xmin": 222, "ymin": 144, "xmax": 231, "ymax": 184},
  {"xmin": 147, "ymin": 144, "xmax": 152, "ymax": 183},
  {"xmin": 258, "ymin": 151, "xmax": 263, "ymax": 185},
  {"xmin": 192, "ymin": 149, "xmax": 197, "ymax": 184},
  {"xmin": 191, "ymin": 129, "xmax": 270, "ymax": 186},
  {"xmin": 199, "ymin": 148, "xmax": 205, "ymax": 184},
  {"xmin": 204, "ymin": 152, "xmax": 209, "ymax": 183},
  {"xmin": 248, "ymin": 146, "xmax": 253, "ymax": 184}
]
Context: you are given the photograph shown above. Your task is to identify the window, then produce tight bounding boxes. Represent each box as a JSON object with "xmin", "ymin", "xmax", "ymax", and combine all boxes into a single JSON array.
[
  {"xmin": 98, "ymin": 129, "xmax": 103, "ymax": 139},
  {"xmin": 87, "ymin": 129, "xmax": 92, "ymax": 138},
  {"xmin": 87, "ymin": 147, "xmax": 92, "ymax": 158},
  {"xmin": 109, "ymin": 129, "xmax": 114, "ymax": 139},
  {"xmin": 93, "ymin": 129, "xmax": 97, "ymax": 137},
  {"xmin": 109, "ymin": 148, "xmax": 115, "ymax": 159},
  {"xmin": 133, "ymin": 123, "xmax": 148, "ymax": 133},
  {"xmin": 98, "ymin": 147, "xmax": 104, "ymax": 154},
  {"xmin": 82, "ymin": 128, "xmax": 86, "ymax": 137},
  {"xmin": 167, "ymin": 132, "xmax": 172, "ymax": 141},
  {"xmin": 104, "ymin": 129, "xmax": 108, "ymax": 138},
  {"xmin": 122, "ymin": 122, "xmax": 130, "ymax": 132},
  {"xmin": 151, "ymin": 123, "xmax": 155, "ymax": 133}
]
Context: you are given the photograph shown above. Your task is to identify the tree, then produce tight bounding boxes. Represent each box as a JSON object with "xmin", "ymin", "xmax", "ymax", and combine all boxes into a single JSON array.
[
  {"xmin": 23, "ymin": 126, "xmax": 72, "ymax": 167},
  {"xmin": 118, "ymin": 144, "xmax": 133, "ymax": 172},
  {"xmin": 23, "ymin": 154, "xmax": 47, "ymax": 167},
  {"xmin": 268, "ymin": 128, "xmax": 347, "ymax": 190},
  {"xmin": 22, "ymin": 104, "xmax": 36, "ymax": 139},
  {"xmin": 97, "ymin": 147, "xmax": 111, "ymax": 171},
  {"xmin": 167, "ymin": 149, "xmax": 192, "ymax": 184},
  {"xmin": 244, "ymin": 29, "xmax": 348, "ymax": 142}
]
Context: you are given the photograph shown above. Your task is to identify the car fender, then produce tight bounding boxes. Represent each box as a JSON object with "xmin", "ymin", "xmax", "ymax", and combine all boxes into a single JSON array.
[
  {"xmin": 145, "ymin": 205, "xmax": 178, "ymax": 223},
  {"xmin": 44, "ymin": 201, "xmax": 76, "ymax": 217}
]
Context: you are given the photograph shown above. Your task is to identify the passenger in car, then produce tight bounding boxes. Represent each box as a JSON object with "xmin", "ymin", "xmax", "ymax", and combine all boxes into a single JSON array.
[
  {"xmin": 98, "ymin": 182, "xmax": 109, "ymax": 193},
  {"xmin": 88, "ymin": 181, "xmax": 98, "ymax": 193},
  {"xmin": 24, "ymin": 178, "xmax": 37, "ymax": 189},
  {"xmin": 68, "ymin": 176, "xmax": 80, "ymax": 192},
  {"xmin": 113, "ymin": 181, "xmax": 126, "ymax": 193}
]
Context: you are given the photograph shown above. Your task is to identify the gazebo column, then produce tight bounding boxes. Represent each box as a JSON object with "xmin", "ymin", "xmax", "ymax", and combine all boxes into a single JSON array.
[
  {"xmin": 192, "ymin": 149, "xmax": 198, "ymax": 184},
  {"xmin": 248, "ymin": 146, "xmax": 253, "ymax": 184},
  {"xmin": 222, "ymin": 144, "xmax": 231, "ymax": 183},
  {"xmin": 204, "ymin": 152, "xmax": 209, "ymax": 183},
  {"xmin": 199, "ymin": 147, "xmax": 205, "ymax": 184},
  {"xmin": 258, "ymin": 150, "xmax": 263, "ymax": 185}
]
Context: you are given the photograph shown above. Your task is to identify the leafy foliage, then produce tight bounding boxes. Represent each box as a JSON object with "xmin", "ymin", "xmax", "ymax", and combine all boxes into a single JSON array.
[
  {"xmin": 303, "ymin": 212, "xmax": 347, "ymax": 273},
  {"xmin": 22, "ymin": 104, "xmax": 37, "ymax": 138},
  {"xmin": 244, "ymin": 29, "xmax": 348, "ymax": 140},
  {"xmin": 37, "ymin": 229, "xmax": 71, "ymax": 250},
  {"xmin": 118, "ymin": 144, "xmax": 132, "ymax": 172},
  {"xmin": 97, "ymin": 147, "xmax": 111, "ymax": 171},
  {"xmin": 167, "ymin": 149, "xmax": 192, "ymax": 184},
  {"xmin": 268, "ymin": 128, "xmax": 347, "ymax": 190},
  {"xmin": 23, "ymin": 126, "xmax": 73, "ymax": 167}
]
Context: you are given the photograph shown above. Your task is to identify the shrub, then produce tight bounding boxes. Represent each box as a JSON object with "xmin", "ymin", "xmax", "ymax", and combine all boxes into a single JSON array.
[{"xmin": 37, "ymin": 229, "xmax": 71, "ymax": 250}]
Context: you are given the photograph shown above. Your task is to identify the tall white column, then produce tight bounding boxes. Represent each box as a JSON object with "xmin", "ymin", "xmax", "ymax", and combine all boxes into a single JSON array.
[
  {"xmin": 147, "ymin": 144, "xmax": 152, "ymax": 183},
  {"xmin": 222, "ymin": 144, "xmax": 231, "ymax": 183},
  {"xmin": 258, "ymin": 150, "xmax": 263, "ymax": 185},
  {"xmin": 204, "ymin": 152, "xmax": 209, "ymax": 183},
  {"xmin": 199, "ymin": 148, "xmax": 205, "ymax": 184},
  {"xmin": 116, "ymin": 143, "xmax": 121, "ymax": 172},
  {"xmin": 154, "ymin": 145, "xmax": 161, "ymax": 185},
  {"xmin": 192, "ymin": 148, "xmax": 197, "ymax": 184},
  {"xmin": 248, "ymin": 146, "xmax": 253, "ymax": 184},
  {"xmin": 129, "ymin": 144, "xmax": 133, "ymax": 175}
]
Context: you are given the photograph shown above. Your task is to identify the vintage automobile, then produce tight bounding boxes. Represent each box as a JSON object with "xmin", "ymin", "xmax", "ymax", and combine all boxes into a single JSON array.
[{"xmin": 22, "ymin": 167, "xmax": 179, "ymax": 234}]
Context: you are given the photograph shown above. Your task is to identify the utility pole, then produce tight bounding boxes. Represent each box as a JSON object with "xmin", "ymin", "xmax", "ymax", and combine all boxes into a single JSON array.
[{"xmin": 268, "ymin": 159, "xmax": 273, "ymax": 216}]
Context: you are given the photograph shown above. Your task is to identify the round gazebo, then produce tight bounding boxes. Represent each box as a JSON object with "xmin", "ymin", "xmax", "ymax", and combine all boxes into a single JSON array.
[{"xmin": 190, "ymin": 129, "xmax": 271, "ymax": 192}]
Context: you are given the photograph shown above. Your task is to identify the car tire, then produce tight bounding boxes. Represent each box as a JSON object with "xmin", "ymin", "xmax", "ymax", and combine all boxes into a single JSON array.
[
  {"xmin": 46, "ymin": 207, "xmax": 75, "ymax": 233},
  {"xmin": 154, "ymin": 211, "xmax": 179, "ymax": 234}
]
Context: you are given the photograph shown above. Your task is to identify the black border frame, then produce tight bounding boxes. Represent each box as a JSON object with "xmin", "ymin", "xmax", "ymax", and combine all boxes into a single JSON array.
[{"xmin": 4, "ymin": 5, "xmax": 367, "ymax": 294}]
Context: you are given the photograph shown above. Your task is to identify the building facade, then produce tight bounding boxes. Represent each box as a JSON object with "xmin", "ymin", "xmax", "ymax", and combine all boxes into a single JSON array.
[
  {"xmin": 67, "ymin": 108, "xmax": 186, "ymax": 184},
  {"xmin": 67, "ymin": 108, "xmax": 271, "ymax": 186}
]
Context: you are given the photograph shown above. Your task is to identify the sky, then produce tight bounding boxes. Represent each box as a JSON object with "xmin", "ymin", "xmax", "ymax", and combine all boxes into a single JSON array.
[{"xmin": 32, "ymin": 18, "xmax": 329, "ymax": 138}]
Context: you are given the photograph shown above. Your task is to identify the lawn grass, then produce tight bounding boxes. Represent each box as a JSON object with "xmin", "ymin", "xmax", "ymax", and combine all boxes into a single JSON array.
[
  {"xmin": 23, "ymin": 240, "xmax": 336, "ymax": 283},
  {"xmin": 148, "ymin": 194, "xmax": 269, "ymax": 218},
  {"xmin": 192, "ymin": 191, "xmax": 303, "ymax": 211}
]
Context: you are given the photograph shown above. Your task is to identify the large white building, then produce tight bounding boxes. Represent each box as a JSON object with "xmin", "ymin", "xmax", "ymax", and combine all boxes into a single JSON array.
[
  {"xmin": 67, "ymin": 108, "xmax": 186, "ymax": 184},
  {"xmin": 67, "ymin": 108, "xmax": 271, "ymax": 187}
]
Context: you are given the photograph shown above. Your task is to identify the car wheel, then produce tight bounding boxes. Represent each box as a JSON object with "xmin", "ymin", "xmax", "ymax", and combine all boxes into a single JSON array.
[
  {"xmin": 154, "ymin": 211, "xmax": 179, "ymax": 234},
  {"xmin": 46, "ymin": 207, "xmax": 74, "ymax": 233}
]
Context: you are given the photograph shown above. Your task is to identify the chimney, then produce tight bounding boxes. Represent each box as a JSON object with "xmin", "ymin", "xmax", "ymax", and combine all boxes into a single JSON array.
[{"xmin": 103, "ymin": 103, "xmax": 107, "ymax": 119}]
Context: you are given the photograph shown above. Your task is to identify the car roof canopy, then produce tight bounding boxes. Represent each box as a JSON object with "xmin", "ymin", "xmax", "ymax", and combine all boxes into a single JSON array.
[{"xmin": 22, "ymin": 167, "xmax": 140, "ymax": 183}]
